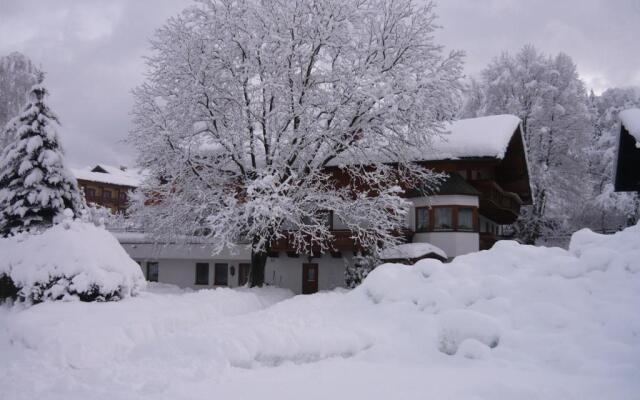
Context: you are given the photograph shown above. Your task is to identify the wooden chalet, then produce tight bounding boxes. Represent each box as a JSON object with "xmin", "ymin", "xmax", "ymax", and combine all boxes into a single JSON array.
[
  {"xmin": 72, "ymin": 164, "xmax": 142, "ymax": 213},
  {"xmin": 615, "ymin": 109, "xmax": 640, "ymax": 192}
]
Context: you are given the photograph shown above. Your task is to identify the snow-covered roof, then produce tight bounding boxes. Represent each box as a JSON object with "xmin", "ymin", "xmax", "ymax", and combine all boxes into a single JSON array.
[
  {"xmin": 619, "ymin": 108, "xmax": 640, "ymax": 145},
  {"xmin": 71, "ymin": 164, "xmax": 143, "ymax": 187},
  {"xmin": 329, "ymin": 114, "xmax": 522, "ymax": 166},
  {"xmin": 432, "ymin": 114, "xmax": 522, "ymax": 160},
  {"xmin": 379, "ymin": 242, "xmax": 447, "ymax": 261}
]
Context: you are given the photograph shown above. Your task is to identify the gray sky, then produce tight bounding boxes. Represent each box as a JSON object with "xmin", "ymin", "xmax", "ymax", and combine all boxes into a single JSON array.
[{"xmin": 1, "ymin": 0, "xmax": 639, "ymax": 168}]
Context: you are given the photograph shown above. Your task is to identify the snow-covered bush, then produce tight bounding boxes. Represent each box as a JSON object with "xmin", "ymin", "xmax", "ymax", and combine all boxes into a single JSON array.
[
  {"xmin": 83, "ymin": 202, "xmax": 133, "ymax": 230},
  {"xmin": 0, "ymin": 218, "xmax": 146, "ymax": 303},
  {"xmin": 344, "ymin": 253, "xmax": 379, "ymax": 288}
]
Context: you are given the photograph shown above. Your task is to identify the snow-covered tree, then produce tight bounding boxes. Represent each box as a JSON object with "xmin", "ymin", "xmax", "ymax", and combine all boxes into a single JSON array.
[
  {"xmin": 0, "ymin": 52, "xmax": 40, "ymax": 150},
  {"xmin": 131, "ymin": 0, "xmax": 463, "ymax": 285},
  {"xmin": 0, "ymin": 82, "xmax": 85, "ymax": 237},
  {"xmin": 464, "ymin": 46, "xmax": 592, "ymax": 243}
]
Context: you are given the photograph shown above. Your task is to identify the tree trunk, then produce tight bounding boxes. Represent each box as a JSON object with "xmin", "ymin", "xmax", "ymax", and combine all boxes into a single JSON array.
[{"xmin": 249, "ymin": 247, "xmax": 268, "ymax": 287}]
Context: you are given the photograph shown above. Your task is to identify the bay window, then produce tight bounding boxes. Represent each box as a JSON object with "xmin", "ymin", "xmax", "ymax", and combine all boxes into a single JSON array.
[
  {"xmin": 458, "ymin": 207, "xmax": 474, "ymax": 231},
  {"xmin": 434, "ymin": 207, "xmax": 453, "ymax": 230}
]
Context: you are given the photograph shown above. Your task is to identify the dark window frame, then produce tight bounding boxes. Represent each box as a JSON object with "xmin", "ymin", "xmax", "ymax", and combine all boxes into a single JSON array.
[
  {"xmin": 414, "ymin": 205, "xmax": 478, "ymax": 233},
  {"xmin": 433, "ymin": 206, "xmax": 454, "ymax": 231},
  {"xmin": 103, "ymin": 189, "xmax": 113, "ymax": 201},
  {"xmin": 195, "ymin": 262, "xmax": 209, "ymax": 285},
  {"xmin": 85, "ymin": 187, "xmax": 96, "ymax": 200},
  {"xmin": 415, "ymin": 207, "xmax": 431, "ymax": 232},
  {"xmin": 146, "ymin": 262, "xmax": 159, "ymax": 282},
  {"xmin": 214, "ymin": 263, "xmax": 228, "ymax": 286},
  {"xmin": 457, "ymin": 207, "xmax": 475, "ymax": 231}
]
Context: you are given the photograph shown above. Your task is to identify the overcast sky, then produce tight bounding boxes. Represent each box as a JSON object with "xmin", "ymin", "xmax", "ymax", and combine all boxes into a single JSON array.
[{"xmin": 1, "ymin": 0, "xmax": 639, "ymax": 168}]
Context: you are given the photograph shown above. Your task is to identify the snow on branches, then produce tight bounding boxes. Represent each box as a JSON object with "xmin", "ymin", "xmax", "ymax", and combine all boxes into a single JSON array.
[{"xmin": 130, "ymin": 0, "xmax": 463, "ymax": 283}]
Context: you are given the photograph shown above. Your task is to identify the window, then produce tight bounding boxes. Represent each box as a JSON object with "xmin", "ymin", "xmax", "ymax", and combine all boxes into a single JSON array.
[
  {"xmin": 302, "ymin": 211, "xmax": 333, "ymax": 229},
  {"xmin": 307, "ymin": 267, "xmax": 316, "ymax": 282},
  {"xmin": 85, "ymin": 188, "xmax": 96, "ymax": 200},
  {"xmin": 146, "ymin": 262, "xmax": 159, "ymax": 282},
  {"xmin": 103, "ymin": 190, "xmax": 112, "ymax": 201},
  {"xmin": 214, "ymin": 263, "xmax": 228, "ymax": 286},
  {"xmin": 434, "ymin": 207, "xmax": 453, "ymax": 230},
  {"xmin": 416, "ymin": 207, "xmax": 430, "ymax": 232},
  {"xmin": 195, "ymin": 263, "xmax": 209, "ymax": 285},
  {"xmin": 238, "ymin": 263, "xmax": 251, "ymax": 286},
  {"xmin": 458, "ymin": 207, "xmax": 474, "ymax": 231},
  {"xmin": 119, "ymin": 192, "xmax": 127, "ymax": 203}
]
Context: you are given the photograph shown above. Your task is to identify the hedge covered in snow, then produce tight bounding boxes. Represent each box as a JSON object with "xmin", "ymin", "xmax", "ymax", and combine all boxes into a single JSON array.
[{"xmin": 0, "ymin": 219, "xmax": 146, "ymax": 303}]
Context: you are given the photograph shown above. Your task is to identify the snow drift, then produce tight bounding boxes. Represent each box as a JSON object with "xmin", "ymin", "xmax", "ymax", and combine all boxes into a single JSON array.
[
  {"xmin": 0, "ymin": 224, "xmax": 639, "ymax": 399},
  {"xmin": 0, "ymin": 219, "xmax": 146, "ymax": 302}
]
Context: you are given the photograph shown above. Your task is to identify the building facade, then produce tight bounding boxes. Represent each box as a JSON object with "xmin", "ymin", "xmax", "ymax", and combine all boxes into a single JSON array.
[
  {"xmin": 75, "ymin": 114, "xmax": 531, "ymax": 294},
  {"xmin": 72, "ymin": 165, "xmax": 141, "ymax": 213}
]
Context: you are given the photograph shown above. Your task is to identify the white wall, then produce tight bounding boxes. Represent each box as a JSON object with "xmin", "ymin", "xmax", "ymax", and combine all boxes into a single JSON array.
[
  {"xmin": 265, "ymin": 252, "xmax": 352, "ymax": 294},
  {"xmin": 130, "ymin": 254, "xmax": 250, "ymax": 290},
  {"xmin": 121, "ymin": 242, "xmax": 250, "ymax": 260},
  {"xmin": 413, "ymin": 232, "xmax": 479, "ymax": 258}
]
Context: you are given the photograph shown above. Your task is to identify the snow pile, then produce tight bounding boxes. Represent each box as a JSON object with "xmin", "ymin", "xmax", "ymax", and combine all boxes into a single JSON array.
[
  {"xmin": 360, "ymin": 225, "xmax": 640, "ymax": 366},
  {"xmin": 619, "ymin": 108, "xmax": 640, "ymax": 144},
  {"xmin": 379, "ymin": 242, "xmax": 447, "ymax": 260},
  {"xmin": 0, "ymin": 225, "xmax": 639, "ymax": 399},
  {"xmin": 0, "ymin": 219, "xmax": 146, "ymax": 302}
]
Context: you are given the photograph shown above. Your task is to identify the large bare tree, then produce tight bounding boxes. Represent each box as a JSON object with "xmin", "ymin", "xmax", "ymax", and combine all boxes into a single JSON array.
[{"xmin": 130, "ymin": 0, "xmax": 463, "ymax": 285}]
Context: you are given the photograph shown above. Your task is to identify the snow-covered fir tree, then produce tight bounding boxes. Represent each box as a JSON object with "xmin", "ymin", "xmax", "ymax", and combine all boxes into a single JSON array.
[
  {"xmin": 0, "ymin": 81, "xmax": 85, "ymax": 237},
  {"xmin": 462, "ymin": 46, "xmax": 592, "ymax": 244},
  {"xmin": 0, "ymin": 52, "xmax": 40, "ymax": 150},
  {"xmin": 131, "ymin": 0, "xmax": 464, "ymax": 285}
]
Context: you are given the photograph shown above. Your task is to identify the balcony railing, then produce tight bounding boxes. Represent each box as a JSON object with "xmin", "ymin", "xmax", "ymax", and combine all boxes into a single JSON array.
[
  {"xmin": 469, "ymin": 179, "xmax": 523, "ymax": 224},
  {"xmin": 271, "ymin": 228, "xmax": 414, "ymax": 253}
]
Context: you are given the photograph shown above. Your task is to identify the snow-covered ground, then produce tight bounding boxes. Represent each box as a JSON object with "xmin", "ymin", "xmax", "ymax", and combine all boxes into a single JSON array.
[{"xmin": 1, "ymin": 225, "xmax": 639, "ymax": 399}]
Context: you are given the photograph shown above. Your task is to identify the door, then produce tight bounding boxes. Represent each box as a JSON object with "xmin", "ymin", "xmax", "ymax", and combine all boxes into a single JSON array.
[
  {"xmin": 146, "ymin": 262, "xmax": 159, "ymax": 282},
  {"xmin": 238, "ymin": 263, "xmax": 251, "ymax": 286},
  {"xmin": 214, "ymin": 263, "xmax": 228, "ymax": 286},
  {"xmin": 302, "ymin": 263, "xmax": 319, "ymax": 294}
]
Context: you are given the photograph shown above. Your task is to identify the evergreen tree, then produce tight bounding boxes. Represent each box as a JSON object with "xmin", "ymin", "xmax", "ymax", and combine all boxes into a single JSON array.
[{"xmin": 0, "ymin": 80, "xmax": 85, "ymax": 236}]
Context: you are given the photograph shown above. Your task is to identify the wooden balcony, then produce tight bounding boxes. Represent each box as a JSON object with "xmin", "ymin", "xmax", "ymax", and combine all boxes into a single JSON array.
[
  {"xmin": 271, "ymin": 229, "xmax": 414, "ymax": 254},
  {"xmin": 469, "ymin": 179, "xmax": 523, "ymax": 224}
]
